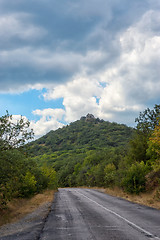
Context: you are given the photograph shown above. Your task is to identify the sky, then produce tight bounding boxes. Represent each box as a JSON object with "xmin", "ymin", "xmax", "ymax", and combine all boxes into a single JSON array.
[{"xmin": 0, "ymin": 0, "xmax": 160, "ymax": 138}]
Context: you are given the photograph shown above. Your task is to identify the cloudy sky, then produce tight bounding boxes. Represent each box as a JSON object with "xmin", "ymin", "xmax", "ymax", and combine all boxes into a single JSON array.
[{"xmin": 0, "ymin": 0, "xmax": 160, "ymax": 138}]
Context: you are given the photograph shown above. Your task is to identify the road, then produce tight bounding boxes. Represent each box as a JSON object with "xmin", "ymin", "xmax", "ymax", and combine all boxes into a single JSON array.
[
  {"xmin": 0, "ymin": 188, "xmax": 160, "ymax": 240},
  {"xmin": 39, "ymin": 188, "xmax": 160, "ymax": 240}
]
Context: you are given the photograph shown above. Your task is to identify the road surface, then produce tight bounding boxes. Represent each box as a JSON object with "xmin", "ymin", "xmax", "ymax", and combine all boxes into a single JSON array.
[
  {"xmin": 39, "ymin": 188, "xmax": 160, "ymax": 240},
  {"xmin": 0, "ymin": 188, "xmax": 160, "ymax": 240}
]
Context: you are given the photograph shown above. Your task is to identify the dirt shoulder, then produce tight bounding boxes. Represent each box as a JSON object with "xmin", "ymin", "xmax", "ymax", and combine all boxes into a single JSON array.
[
  {"xmin": 93, "ymin": 186, "xmax": 160, "ymax": 210},
  {"xmin": 0, "ymin": 190, "xmax": 56, "ymax": 240},
  {"xmin": 0, "ymin": 190, "xmax": 55, "ymax": 227}
]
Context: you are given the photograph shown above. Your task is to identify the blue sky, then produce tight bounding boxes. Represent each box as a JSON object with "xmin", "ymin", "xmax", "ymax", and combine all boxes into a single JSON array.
[
  {"xmin": 0, "ymin": 0, "xmax": 160, "ymax": 138},
  {"xmin": 0, "ymin": 89, "xmax": 64, "ymax": 120}
]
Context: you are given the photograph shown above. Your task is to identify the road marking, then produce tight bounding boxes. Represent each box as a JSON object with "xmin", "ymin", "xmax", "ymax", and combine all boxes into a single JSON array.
[{"xmin": 74, "ymin": 190, "xmax": 160, "ymax": 240}]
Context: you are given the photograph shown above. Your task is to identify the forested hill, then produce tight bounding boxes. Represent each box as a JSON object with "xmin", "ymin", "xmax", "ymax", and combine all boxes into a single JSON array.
[{"xmin": 28, "ymin": 114, "xmax": 134, "ymax": 156}]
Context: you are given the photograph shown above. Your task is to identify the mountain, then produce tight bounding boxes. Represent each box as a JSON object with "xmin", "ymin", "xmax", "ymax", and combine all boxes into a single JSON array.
[
  {"xmin": 23, "ymin": 110, "xmax": 160, "ymax": 194},
  {"xmin": 28, "ymin": 114, "xmax": 134, "ymax": 156}
]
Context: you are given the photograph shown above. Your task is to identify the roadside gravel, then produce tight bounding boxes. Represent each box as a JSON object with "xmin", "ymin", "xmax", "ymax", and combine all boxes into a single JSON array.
[{"xmin": 0, "ymin": 202, "xmax": 52, "ymax": 240}]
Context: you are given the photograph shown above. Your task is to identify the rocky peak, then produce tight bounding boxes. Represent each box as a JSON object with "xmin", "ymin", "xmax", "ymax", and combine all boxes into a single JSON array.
[
  {"xmin": 80, "ymin": 114, "xmax": 96, "ymax": 122},
  {"xmin": 86, "ymin": 113, "xmax": 95, "ymax": 121}
]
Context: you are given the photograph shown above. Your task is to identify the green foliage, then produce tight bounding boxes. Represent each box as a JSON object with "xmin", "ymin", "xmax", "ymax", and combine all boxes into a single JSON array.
[
  {"xmin": 32, "ymin": 148, "xmax": 124, "ymax": 188},
  {"xmin": 0, "ymin": 149, "xmax": 25, "ymax": 206},
  {"xmin": 41, "ymin": 165, "xmax": 57, "ymax": 189},
  {"xmin": 19, "ymin": 172, "xmax": 37, "ymax": 197},
  {"xmin": 127, "ymin": 131, "xmax": 149, "ymax": 163},
  {"xmin": 0, "ymin": 111, "xmax": 34, "ymax": 207},
  {"xmin": 0, "ymin": 112, "xmax": 57, "ymax": 208},
  {"xmin": 87, "ymin": 164, "xmax": 105, "ymax": 187},
  {"xmin": 27, "ymin": 107, "xmax": 160, "ymax": 195},
  {"xmin": 147, "ymin": 121, "xmax": 160, "ymax": 171},
  {"xmin": 28, "ymin": 117, "xmax": 133, "ymax": 156},
  {"xmin": 121, "ymin": 161, "xmax": 149, "ymax": 194},
  {"xmin": 104, "ymin": 163, "xmax": 116, "ymax": 187},
  {"xmin": 0, "ymin": 149, "xmax": 58, "ymax": 207},
  {"xmin": 135, "ymin": 104, "xmax": 160, "ymax": 134},
  {"xmin": 2, "ymin": 106, "xmax": 159, "ymax": 203},
  {"xmin": 0, "ymin": 111, "xmax": 34, "ymax": 151}
]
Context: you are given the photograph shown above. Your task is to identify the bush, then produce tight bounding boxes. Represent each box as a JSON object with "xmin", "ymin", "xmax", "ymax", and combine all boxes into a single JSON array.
[
  {"xmin": 104, "ymin": 163, "xmax": 116, "ymax": 187},
  {"xmin": 121, "ymin": 161, "xmax": 149, "ymax": 194},
  {"xmin": 41, "ymin": 166, "xmax": 57, "ymax": 189},
  {"xmin": 19, "ymin": 172, "xmax": 37, "ymax": 197}
]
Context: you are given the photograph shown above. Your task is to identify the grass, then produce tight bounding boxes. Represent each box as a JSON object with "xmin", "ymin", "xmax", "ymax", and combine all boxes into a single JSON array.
[{"xmin": 0, "ymin": 189, "xmax": 56, "ymax": 227}]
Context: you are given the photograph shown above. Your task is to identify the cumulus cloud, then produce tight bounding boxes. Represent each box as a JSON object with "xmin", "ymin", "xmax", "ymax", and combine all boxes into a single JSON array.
[
  {"xmin": 43, "ymin": 77, "xmax": 103, "ymax": 122},
  {"xmin": 98, "ymin": 9, "xmax": 160, "ymax": 123},
  {"xmin": 30, "ymin": 108, "xmax": 65, "ymax": 137},
  {"xmin": 42, "ymin": 8, "xmax": 160, "ymax": 126}
]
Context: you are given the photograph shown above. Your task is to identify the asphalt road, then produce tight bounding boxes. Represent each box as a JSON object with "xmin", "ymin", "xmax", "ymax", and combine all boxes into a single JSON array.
[
  {"xmin": 39, "ymin": 188, "xmax": 160, "ymax": 240},
  {"xmin": 0, "ymin": 188, "xmax": 160, "ymax": 240}
]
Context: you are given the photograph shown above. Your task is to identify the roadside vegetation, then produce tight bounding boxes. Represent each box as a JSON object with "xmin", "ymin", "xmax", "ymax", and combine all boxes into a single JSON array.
[
  {"xmin": 0, "ymin": 112, "xmax": 57, "ymax": 209},
  {"xmin": 0, "ymin": 104, "xmax": 160, "ymax": 215},
  {"xmin": 29, "ymin": 105, "xmax": 160, "ymax": 199}
]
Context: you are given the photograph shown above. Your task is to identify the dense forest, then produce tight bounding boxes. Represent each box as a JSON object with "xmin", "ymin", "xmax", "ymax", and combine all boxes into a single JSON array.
[{"xmin": 1, "ymin": 105, "xmax": 160, "ymax": 208}]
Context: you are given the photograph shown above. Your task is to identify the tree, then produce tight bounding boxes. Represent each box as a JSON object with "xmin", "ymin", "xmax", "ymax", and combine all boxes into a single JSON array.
[
  {"xmin": 147, "ymin": 121, "xmax": 160, "ymax": 171},
  {"xmin": 127, "ymin": 105, "xmax": 160, "ymax": 164},
  {"xmin": 121, "ymin": 161, "xmax": 149, "ymax": 194},
  {"xmin": 135, "ymin": 104, "xmax": 160, "ymax": 134},
  {"xmin": 128, "ymin": 131, "xmax": 149, "ymax": 163},
  {"xmin": 0, "ymin": 112, "xmax": 34, "ymax": 207},
  {"xmin": 104, "ymin": 163, "xmax": 116, "ymax": 187},
  {"xmin": 0, "ymin": 111, "xmax": 34, "ymax": 151},
  {"xmin": 19, "ymin": 172, "xmax": 37, "ymax": 197},
  {"xmin": 41, "ymin": 165, "xmax": 57, "ymax": 189},
  {"xmin": 149, "ymin": 121, "xmax": 160, "ymax": 155}
]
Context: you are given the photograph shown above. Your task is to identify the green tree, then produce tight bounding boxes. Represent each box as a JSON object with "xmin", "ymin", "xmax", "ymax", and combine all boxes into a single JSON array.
[
  {"xmin": 41, "ymin": 165, "xmax": 57, "ymax": 189},
  {"xmin": 0, "ymin": 111, "xmax": 34, "ymax": 151},
  {"xmin": 147, "ymin": 121, "xmax": 160, "ymax": 171},
  {"xmin": 127, "ymin": 105, "xmax": 160, "ymax": 164},
  {"xmin": 121, "ymin": 161, "xmax": 149, "ymax": 194},
  {"xmin": 19, "ymin": 172, "xmax": 37, "ymax": 197},
  {"xmin": 0, "ymin": 112, "xmax": 34, "ymax": 207},
  {"xmin": 135, "ymin": 104, "xmax": 160, "ymax": 134},
  {"xmin": 104, "ymin": 163, "xmax": 116, "ymax": 187},
  {"xmin": 0, "ymin": 149, "xmax": 27, "ymax": 207}
]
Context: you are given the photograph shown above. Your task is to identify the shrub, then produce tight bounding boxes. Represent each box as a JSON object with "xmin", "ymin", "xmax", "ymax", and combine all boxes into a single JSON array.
[
  {"xmin": 19, "ymin": 172, "xmax": 37, "ymax": 197},
  {"xmin": 121, "ymin": 161, "xmax": 149, "ymax": 194},
  {"xmin": 104, "ymin": 163, "xmax": 116, "ymax": 187}
]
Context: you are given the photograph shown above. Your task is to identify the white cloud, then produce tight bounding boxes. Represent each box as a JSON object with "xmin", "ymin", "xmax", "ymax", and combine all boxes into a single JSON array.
[
  {"xmin": 30, "ymin": 108, "xmax": 65, "ymax": 138},
  {"xmin": 11, "ymin": 114, "xmax": 28, "ymax": 123},
  {"xmin": 44, "ymin": 77, "xmax": 103, "ymax": 122},
  {"xmin": 43, "ymin": 9, "xmax": 160, "ymax": 126},
  {"xmin": 8, "ymin": 110, "xmax": 65, "ymax": 139},
  {"xmin": 97, "ymin": 9, "xmax": 160, "ymax": 123}
]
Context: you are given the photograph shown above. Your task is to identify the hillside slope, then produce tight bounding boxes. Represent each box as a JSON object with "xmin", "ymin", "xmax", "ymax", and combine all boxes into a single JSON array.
[{"xmin": 28, "ymin": 114, "xmax": 134, "ymax": 156}]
